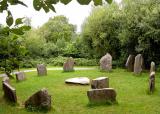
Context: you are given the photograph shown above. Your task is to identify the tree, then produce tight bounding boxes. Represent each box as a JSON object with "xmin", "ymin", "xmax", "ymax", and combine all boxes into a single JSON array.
[
  {"xmin": 81, "ymin": 3, "xmax": 121, "ymax": 59},
  {"xmin": 39, "ymin": 15, "xmax": 76, "ymax": 43},
  {"xmin": 0, "ymin": 26, "xmax": 26, "ymax": 77}
]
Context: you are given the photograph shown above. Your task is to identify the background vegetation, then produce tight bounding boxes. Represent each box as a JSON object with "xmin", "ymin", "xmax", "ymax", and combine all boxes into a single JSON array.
[{"xmin": 0, "ymin": 0, "xmax": 160, "ymax": 73}]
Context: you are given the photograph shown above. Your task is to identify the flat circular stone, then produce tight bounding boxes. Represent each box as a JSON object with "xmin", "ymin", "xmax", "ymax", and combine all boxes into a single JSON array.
[{"xmin": 65, "ymin": 77, "xmax": 90, "ymax": 85}]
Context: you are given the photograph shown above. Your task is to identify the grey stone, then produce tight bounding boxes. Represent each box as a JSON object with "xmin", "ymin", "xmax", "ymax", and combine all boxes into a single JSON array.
[
  {"xmin": 3, "ymin": 82, "xmax": 17, "ymax": 103},
  {"xmin": 125, "ymin": 55, "xmax": 135, "ymax": 72},
  {"xmin": 91, "ymin": 77, "xmax": 109, "ymax": 89},
  {"xmin": 65, "ymin": 77, "xmax": 90, "ymax": 85},
  {"xmin": 150, "ymin": 61, "xmax": 155, "ymax": 73},
  {"xmin": 100, "ymin": 53, "xmax": 112, "ymax": 71},
  {"xmin": 2, "ymin": 77, "xmax": 10, "ymax": 84},
  {"xmin": 149, "ymin": 72, "xmax": 155, "ymax": 93},
  {"xmin": 87, "ymin": 88, "xmax": 116, "ymax": 103},
  {"xmin": 25, "ymin": 88, "xmax": 51, "ymax": 110},
  {"xmin": 37, "ymin": 64, "xmax": 47, "ymax": 76},
  {"xmin": 15, "ymin": 72, "xmax": 26, "ymax": 81},
  {"xmin": 63, "ymin": 57, "xmax": 75, "ymax": 72},
  {"xmin": 134, "ymin": 54, "xmax": 144, "ymax": 74}
]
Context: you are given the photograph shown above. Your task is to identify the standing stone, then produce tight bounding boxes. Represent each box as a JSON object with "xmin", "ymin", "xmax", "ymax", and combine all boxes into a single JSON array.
[
  {"xmin": 87, "ymin": 88, "xmax": 116, "ymax": 103},
  {"xmin": 63, "ymin": 57, "xmax": 75, "ymax": 72},
  {"xmin": 91, "ymin": 77, "xmax": 109, "ymax": 89},
  {"xmin": 37, "ymin": 64, "xmax": 47, "ymax": 76},
  {"xmin": 134, "ymin": 54, "xmax": 144, "ymax": 74},
  {"xmin": 15, "ymin": 72, "xmax": 26, "ymax": 81},
  {"xmin": 2, "ymin": 77, "xmax": 10, "ymax": 84},
  {"xmin": 100, "ymin": 53, "xmax": 112, "ymax": 71},
  {"xmin": 125, "ymin": 55, "xmax": 135, "ymax": 72},
  {"xmin": 150, "ymin": 61, "xmax": 155, "ymax": 73},
  {"xmin": 149, "ymin": 72, "xmax": 155, "ymax": 93},
  {"xmin": 25, "ymin": 88, "xmax": 51, "ymax": 110},
  {"xmin": 3, "ymin": 82, "xmax": 17, "ymax": 103}
]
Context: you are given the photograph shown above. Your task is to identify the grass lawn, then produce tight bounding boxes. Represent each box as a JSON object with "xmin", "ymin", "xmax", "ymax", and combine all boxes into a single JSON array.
[{"xmin": 0, "ymin": 68, "xmax": 160, "ymax": 114}]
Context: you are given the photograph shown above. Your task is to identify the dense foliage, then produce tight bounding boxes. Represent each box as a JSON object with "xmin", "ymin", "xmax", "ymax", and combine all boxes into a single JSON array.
[{"xmin": 81, "ymin": 0, "xmax": 160, "ymax": 68}]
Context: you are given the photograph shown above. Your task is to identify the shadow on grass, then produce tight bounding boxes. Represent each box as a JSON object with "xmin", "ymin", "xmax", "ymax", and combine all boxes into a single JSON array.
[
  {"xmin": 86, "ymin": 101, "xmax": 118, "ymax": 108},
  {"xmin": 25, "ymin": 105, "xmax": 53, "ymax": 113},
  {"xmin": 2, "ymin": 96, "xmax": 18, "ymax": 106},
  {"xmin": 146, "ymin": 88, "xmax": 158, "ymax": 95}
]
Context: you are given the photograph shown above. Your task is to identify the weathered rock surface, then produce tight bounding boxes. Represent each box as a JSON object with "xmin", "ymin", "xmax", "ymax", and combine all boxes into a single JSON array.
[
  {"xmin": 100, "ymin": 53, "xmax": 112, "ymax": 71},
  {"xmin": 63, "ymin": 57, "xmax": 75, "ymax": 72},
  {"xmin": 3, "ymin": 82, "xmax": 17, "ymax": 103},
  {"xmin": 87, "ymin": 88, "xmax": 116, "ymax": 103},
  {"xmin": 15, "ymin": 72, "xmax": 26, "ymax": 81},
  {"xmin": 25, "ymin": 88, "xmax": 51, "ymax": 110},
  {"xmin": 65, "ymin": 77, "xmax": 90, "ymax": 85},
  {"xmin": 134, "ymin": 54, "xmax": 144, "ymax": 74},
  {"xmin": 2, "ymin": 77, "xmax": 10, "ymax": 84},
  {"xmin": 150, "ymin": 61, "xmax": 155, "ymax": 73},
  {"xmin": 125, "ymin": 55, "xmax": 135, "ymax": 72},
  {"xmin": 91, "ymin": 77, "xmax": 109, "ymax": 89},
  {"xmin": 37, "ymin": 64, "xmax": 47, "ymax": 76},
  {"xmin": 149, "ymin": 72, "xmax": 155, "ymax": 93}
]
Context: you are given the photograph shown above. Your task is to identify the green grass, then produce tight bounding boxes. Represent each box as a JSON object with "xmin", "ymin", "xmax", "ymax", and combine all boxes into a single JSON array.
[{"xmin": 0, "ymin": 68, "xmax": 160, "ymax": 114}]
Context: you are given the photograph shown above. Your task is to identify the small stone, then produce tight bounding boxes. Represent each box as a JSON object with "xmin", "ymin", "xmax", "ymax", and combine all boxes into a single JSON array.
[
  {"xmin": 91, "ymin": 77, "xmax": 109, "ymax": 89},
  {"xmin": 25, "ymin": 88, "xmax": 51, "ymax": 110},
  {"xmin": 150, "ymin": 61, "xmax": 155, "ymax": 73},
  {"xmin": 134, "ymin": 54, "xmax": 144, "ymax": 74},
  {"xmin": 125, "ymin": 55, "xmax": 135, "ymax": 72},
  {"xmin": 15, "ymin": 72, "xmax": 26, "ymax": 81},
  {"xmin": 3, "ymin": 82, "xmax": 17, "ymax": 103},
  {"xmin": 100, "ymin": 53, "xmax": 112, "ymax": 71},
  {"xmin": 63, "ymin": 57, "xmax": 75, "ymax": 72},
  {"xmin": 149, "ymin": 72, "xmax": 155, "ymax": 93},
  {"xmin": 65, "ymin": 77, "xmax": 90, "ymax": 85},
  {"xmin": 37, "ymin": 64, "xmax": 47, "ymax": 76},
  {"xmin": 87, "ymin": 88, "xmax": 116, "ymax": 103}
]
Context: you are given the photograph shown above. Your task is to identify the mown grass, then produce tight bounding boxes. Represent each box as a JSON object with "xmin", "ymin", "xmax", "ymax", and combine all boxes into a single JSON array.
[{"xmin": 0, "ymin": 68, "xmax": 160, "ymax": 114}]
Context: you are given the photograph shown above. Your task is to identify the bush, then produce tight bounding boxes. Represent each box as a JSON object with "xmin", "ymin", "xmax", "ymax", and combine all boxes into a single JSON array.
[{"xmin": 20, "ymin": 56, "xmax": 98, "ymax": 68}]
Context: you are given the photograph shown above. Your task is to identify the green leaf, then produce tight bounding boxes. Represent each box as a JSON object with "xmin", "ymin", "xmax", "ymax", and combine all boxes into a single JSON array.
[
  {"xmin": 17, "ymin": 0, "xmax": 28, "ymax": 7},
  {"xmin": 60, "ymin": 0, "xmax": 72, "ymax": 5},
  {"xmin": 42, "ymin": 4, "xmax": 50, "ymax": 13},
  {"xmin": 15, "ymin": 18, "xmax": 24, "ymax": 26},
  {"xmin": 20, "ymin": 25, "xmax": 31, "ymax": 31},
  {"xmin": 10, "ymin": 28, "xmax": 24, "ymax": 35},
  {"xmin": 46, "ymin": 3, "xmax": 56, "ymax": 12},
  {"xmin": 46, "ymin": 0, "xmax": 59, "ymax": 4},
  {"xmin": 77, "ymin": 0, "xmax": 91, "ymax": 5},
  {"xmin": 6, "ymin": 10, "xmax": 13, "ymax": 27},
  {"xmin": 105, "ymin": 0, "xmax": 112, "ymax": 4},
  {"xmin": 33, "ymin": 0, "xmax": 42, "ymax": 11},
  {"xmin": 0, "ymin": 0, "xmax": 8, "ymax": 12},
  {"xmin": 93, "ymin": 0, "xmax": 102, "ymax": 6}
]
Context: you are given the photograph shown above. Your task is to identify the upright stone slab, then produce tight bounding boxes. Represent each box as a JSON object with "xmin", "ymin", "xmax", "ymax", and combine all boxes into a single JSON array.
[
  {"xmin": 37, "ymin": 64, "xmax": 47, "ymax": 76},
  {"xmin": 91, "ymin": 77, "xmax": 109, "ymax": 89},
  {"xmin": 150, "ymin": 61, "xmax": 155, "ymax": 73},
  {"xmin": 3, "ymin": 82, "xmax": 17, "ymax": 103},
  {"xmin": 63, "ymin": 57, "xmax": 75, "ymax": 72},
  {"xmin": 149, "ymin": 72, "xmax": 155, "ymax": 93},
  {"xmin": 100, "ymin": 53, "xmax": 112, "ymax": 71},
  {"xmin": 2, "ymin": 77, "xmax": 10, "ymax": 84},
  {"xmin": 87, "ymin": 88, "xmax": 116, "ymax": 103},
  {"xmin": 25, "ymin": 88, "xmax": 51, "ymax": 110},
  {"xmin": 15, "ymin": 72, "xmax": 26, "ymax": 81},
  {"xmin": 125, "ymin": 55, "xmax": 135, "ymax": 72},
  {"xmin": 134, "ymin": 54, "xmax": 144, "ymax": 74}
]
